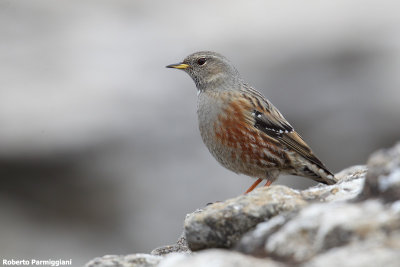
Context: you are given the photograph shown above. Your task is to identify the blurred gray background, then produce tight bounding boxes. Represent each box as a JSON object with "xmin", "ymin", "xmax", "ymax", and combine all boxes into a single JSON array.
[{"xmin": 1, "ymin": 0, "xmax": 400, "ymax": 265}]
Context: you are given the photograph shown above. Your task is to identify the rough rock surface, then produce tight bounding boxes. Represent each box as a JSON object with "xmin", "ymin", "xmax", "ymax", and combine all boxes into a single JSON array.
[
  {"xmin": 158, "ymin": 249, "xmax": 283, "ymax": 267},
  {"xmin": 360, "ymin": 142, "xmax": 400, "ymax": 202},
  {"xmin": 151, "ymin": 232, "xmax": 190, "ymax": 256},
  {"xmin": 300, "ymin": 165, "xmax": 366, "ymax": 202},
  {"xmin": 304, "ymin": 239, "xmax": 400, "ymax": 267},
  {"xmin": 85, "ymin": 254, "xmax": 162, "ymax": 267},
  {"xmin": 184, "ymin": 185, "xmax": 307, "ymax": 251},
  {"xmin": 184, "ymin": 165, "xmax": 367, "ymax": 251},
  {"xmin": 237, "ymin": 200, "xmax": 400, "ymax": 262},
  {"xmin": 85, "ymin": 142, "xmax": 400, "ymax": 267}
]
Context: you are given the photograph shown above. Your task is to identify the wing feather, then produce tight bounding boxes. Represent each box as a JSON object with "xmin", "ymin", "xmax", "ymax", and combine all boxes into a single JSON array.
[{"xmin": 240, "ymin": 85, "xmax": 333, "ymax": 176}]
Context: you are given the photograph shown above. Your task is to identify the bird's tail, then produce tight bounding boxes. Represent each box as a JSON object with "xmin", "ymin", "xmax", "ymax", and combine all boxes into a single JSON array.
[{"xmin": 295, "ymin": 158, "xmax": 337, "ymax": 185}]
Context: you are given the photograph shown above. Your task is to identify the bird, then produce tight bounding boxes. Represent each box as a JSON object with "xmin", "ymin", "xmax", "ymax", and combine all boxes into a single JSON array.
[{"xmin": 166, "ymin": 51, "xmax": 336, "ymax": 193}]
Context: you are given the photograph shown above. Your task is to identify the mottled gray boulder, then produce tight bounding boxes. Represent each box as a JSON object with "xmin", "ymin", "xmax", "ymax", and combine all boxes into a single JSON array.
[
  {"xmin": 184, "ymin": 165, "xmax": 366, "ymax": 251},
  {"xmin": 304, "ymin": 238, "xmax": 400, "ymax": 267},
  {"xmin": 237, "ymin": 200, "xmax": 400, "ymax": 263},
  {"xmin": 184, "ymin": 185, "xmax": 307, "ymax": 251},
  {"xmin": 158, "ymin": 249, "xmax": 283, "ymax": 267},
  {"xmin": 360, "ymin": 143, "xmax": 400, "ymax": 202},
  {"xmin": 84, "ymin": 254, "xmax": 162, "ymax": 267}
]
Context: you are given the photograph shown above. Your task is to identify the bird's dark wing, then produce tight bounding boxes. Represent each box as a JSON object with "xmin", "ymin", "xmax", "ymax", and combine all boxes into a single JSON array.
[{"xmin": 241, "ymin": 85, "xmax": 332, "ymax": 175}]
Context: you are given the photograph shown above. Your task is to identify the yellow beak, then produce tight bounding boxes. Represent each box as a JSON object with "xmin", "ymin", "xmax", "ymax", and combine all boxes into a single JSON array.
[{"xmin": 166, "ymin": 63, "xmax": 189, "ymax": 69}]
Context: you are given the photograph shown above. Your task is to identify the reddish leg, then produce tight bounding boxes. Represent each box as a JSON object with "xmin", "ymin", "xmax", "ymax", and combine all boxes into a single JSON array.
[
  {"xmin": 244, "ymin": 178, "xmax": 262, "ymax": 194},
  {"xmin": 264, "ymin": 179, "xmax": 273, "ymax": 187}
]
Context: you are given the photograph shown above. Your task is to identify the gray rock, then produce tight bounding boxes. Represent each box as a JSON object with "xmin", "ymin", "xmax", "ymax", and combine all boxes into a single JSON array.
[
  {"xmin": 238, "ymin": 199, "xmax": 400, "ymax": 263},
  {"xmin": 151, "ymin": 232, "xmax": 190, "ymax": 256},
  {"xmin": 186, "ymin": 165, "xmax": 366, "ymax": 252},
  {"xmin": 236, "ymin": 214, "xmax": 292, "ymax": 257},
  {"xmin": 304, "ymin": 238, "xmax": 400, "ymax": 267},
  {"xmin": 158, "ymin": 249, "xmax": 284, "ymax": 267},
  {"xmin": 360, "ymin": 142, "xmax": 400, "ymax": 202},
  {"xmin": 301, "ymin": 165, "xmax": 367, "ymax": 202},
  {"xmin": 184, "ymin": 185, "xmax": 307, "ymax": 251},
  {"xmin": 84, "ymin": 254, "xmax": 162, "ymax": 267}
]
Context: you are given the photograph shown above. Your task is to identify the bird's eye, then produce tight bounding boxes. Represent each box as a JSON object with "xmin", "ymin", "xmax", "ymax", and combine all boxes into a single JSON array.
[{"xmin": 197, "ymin": 57, "xmax": 206, "ymax": 66}]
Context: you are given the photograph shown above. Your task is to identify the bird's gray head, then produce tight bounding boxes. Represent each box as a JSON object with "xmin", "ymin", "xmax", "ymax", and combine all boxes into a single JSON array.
[{"xmin": 167, "ymin": 51, "xmax": 241, "ymax": 92}]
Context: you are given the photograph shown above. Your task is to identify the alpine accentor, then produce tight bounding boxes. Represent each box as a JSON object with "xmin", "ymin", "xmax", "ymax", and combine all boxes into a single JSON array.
[{"xmin": 167, "ymin": 51, "xmax": 335, "ymax": 193}]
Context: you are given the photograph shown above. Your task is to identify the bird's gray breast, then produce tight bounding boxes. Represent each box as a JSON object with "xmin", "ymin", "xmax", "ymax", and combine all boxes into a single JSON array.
[
  {"xmin": 197, "ymin": 91, "xmax": 223, "ymax": 149},
  {"xmin": 196, "ymin": 91, "xmax": 241, "ymax": 173}
]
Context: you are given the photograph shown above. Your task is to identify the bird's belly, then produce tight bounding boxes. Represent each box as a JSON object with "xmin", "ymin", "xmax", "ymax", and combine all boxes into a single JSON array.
[{"xmin": 202, "ymin": 126, "xmax": 282, "ymax": 178}]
